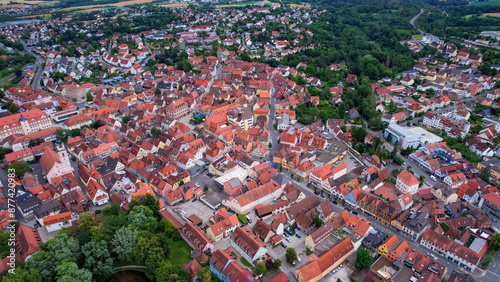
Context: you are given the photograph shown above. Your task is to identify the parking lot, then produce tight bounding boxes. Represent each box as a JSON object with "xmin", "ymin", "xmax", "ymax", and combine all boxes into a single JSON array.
[
  {"xmin": 175, "ymin": 198, "xmax": 215, "ymax": 223},
  {"xmin": 324, "ymin": 263, "xmax": 355, "ymax": 282}
]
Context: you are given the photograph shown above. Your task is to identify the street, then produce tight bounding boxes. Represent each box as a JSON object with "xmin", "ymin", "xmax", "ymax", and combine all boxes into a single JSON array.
[{"xmin": 20, "ymin": 39, "xmax": 44, "ymax": 89}]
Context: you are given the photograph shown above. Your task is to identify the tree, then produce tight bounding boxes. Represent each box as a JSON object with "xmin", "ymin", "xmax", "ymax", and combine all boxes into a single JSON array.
[
  {"xmin": 55, "ymin": 128, "xmax": 66, "ymax": 140},
  {"xmin": 268, "ymin": 142, "xmax": 272, "ymax": 148},
  {"xmin": 285, "ymin": 248, "xmax": 297, "ymax": 263},
  {"xmin": 112, "ymin": 226, "xmax": 138, "ymax": 261},
  {"xmin": 122, "ymin": 116, "xmax": 131, "ymax": 124},
  {"xmin": 440, "ymin": 222, "xmax": 450, "ymax": 232},
  {"xmin": 81, "ymin": 240, "xmax": 114, "ymax": 279},
  {"xmin": 254, "ymin": 262, "xmax": 267, "ymax": 275},
  {"xmin": 273, "ymin": 259, "xmax": 282, "ymax": 269},
  {"xmin": 490, "ymin": 233, "xmax": 500, "ymax": 252},
  {"xmin": 479, "ymin": 167, "xmax": 491, "ymax": 183},
  {"xmin": 3, "ymin": 268, "xmax": 43, "ymax": 282},
  {"xmin": 8, "ymin": 103, "xmax": 17, "ymax": 113},
  {"xmin": 8, "ymin": 161, "xmax": 32, "ymax": 177},
  {"xmin": 313, "ymin": 215, "xmax": 323, "ymax": 228},
  {"xmin": 355, "ymin": 249, "xmax": 372, "ymax": 270},
  {"xmin": 155, "ymin": 260, "xmax": 190, "ymax": 282},
  {"xmin": 128, "ymin": 205, "xmax": 158, "ymax": 232},
  {"xmin": 198, "ymin": 267, "xmax": 212, "ymax": 282},
  {"xmin": 151, "ymin": 127, "xmax": 161, "ymax": 137},
  {"xmin": 86, "ymin": 93, "xmax": 93, "ymax": 102},
  {"xmin": 78, "ymin": 212, "xmax": 97, "ymax": 231},
  {"xmin": 55, "ymin": 262, "xmax": 92, "ymax": 282}
]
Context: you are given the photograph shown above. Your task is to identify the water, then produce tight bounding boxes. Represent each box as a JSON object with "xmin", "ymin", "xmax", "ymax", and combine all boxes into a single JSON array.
[{"xmin": 106, "ymin": 270, "xmax": 151, "ymax": 282}]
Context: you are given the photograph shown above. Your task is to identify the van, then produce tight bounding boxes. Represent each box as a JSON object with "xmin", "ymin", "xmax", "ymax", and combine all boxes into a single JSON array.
[
  {"xmin": 430, "ymin": 175, "xmax": 436, "ymax": 181},
  {"xmin": 246, "ymin": 216, "xmax": 252, "ymax": 223}
]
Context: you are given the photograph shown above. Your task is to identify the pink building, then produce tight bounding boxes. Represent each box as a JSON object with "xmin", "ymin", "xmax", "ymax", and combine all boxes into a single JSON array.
[{"xmin": 40, "ymin": 140, "xmax": 73, "ymax": 184}]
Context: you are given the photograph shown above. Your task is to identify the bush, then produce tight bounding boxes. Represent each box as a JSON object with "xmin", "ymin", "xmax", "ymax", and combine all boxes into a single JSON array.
[
  {"xmin": 306, "ymin": 249, "xmax": 313, "ymax": 256},
  {"xmin": 440, "ymin": 222, "xmax": 450, "ymax": 232},
  {"xmin": 95, "ymin": 210, "xmax": 102, "ymax": 215},
  {"xmin": 237, "ymin": 214, "xmax": 248, "ymax": 224}
]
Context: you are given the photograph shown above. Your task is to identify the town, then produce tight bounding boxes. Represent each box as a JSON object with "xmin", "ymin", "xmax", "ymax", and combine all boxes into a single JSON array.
[{"xmin": 0, "ymin": 0, "xmax": 499, "ymax": 282}]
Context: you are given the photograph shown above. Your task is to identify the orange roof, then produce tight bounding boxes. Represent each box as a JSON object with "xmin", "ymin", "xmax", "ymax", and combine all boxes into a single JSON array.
[
  {"xmin": 397, "ymin": 169, "xmax": 419, "ymax": 186},
  {"xmin": 43, "ymin": 211, "xmax": 72, "ymax": 226}
]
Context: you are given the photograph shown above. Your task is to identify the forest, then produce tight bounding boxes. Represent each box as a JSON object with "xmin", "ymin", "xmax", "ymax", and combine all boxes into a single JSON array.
[{"xmin": 0, "ymin": 195, "xmax": 203, "ymax": 282}]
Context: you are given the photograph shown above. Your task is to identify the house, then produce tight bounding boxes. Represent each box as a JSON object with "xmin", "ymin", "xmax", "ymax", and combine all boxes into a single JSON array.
[
  {"xmin": 478, "ymin": 193, "xmax": 500, "ymax": 221},
  {"xmin": 40, "ymin": 141, "xmax": 73, "ymax": 184},
  {"xmin": 86, "ymin": 179, "xmax": 109, "ymax": 206},
  {"xmin": 180, "ymin": 222, "xmax": 215, "ymax": 254},
  {"xmin": 348, "ymin": 109, "xmax": 360, "ymax": 119},
  {"xmin": 230, "ymin": 227, "xmax": 267, "ymax": 267},
  {"xmin": 210, "ymin": 248, "xmax": 257, "ymax": 282},
  {"xmin": 362, "ymin": 229, "xmax": 389, "ymax": 253},
  {"xmin": 222, "ymin": 182, "xmax": 283, "ymax": 214},
  {"xmin": 42, "ymin": 211, "xmax": 75, "ymax": 232},
  {"xmin": 396, "ymin": 169, "xmax": 420, "ymax": 195},
  {"xmin": 16, "ymin": 224, "xmax": 43, "ymax": 261},
  {"xmin": 223, "ymin": 178, "xmax": 243, "ymax": 196},
  {"xmin": 253, "ymin": 220, "xmax": 275, "ymax": 243},
  {"xmin": 309, "ymin": 163, "xmax": 347, "ymax": 189},
  {"xmin": 400, "ymin": 207, "xmax": 428, "ymax": 241},
  {"xmin": 295, "ymin": 237, "xmax": 355, "ymax": 282}
]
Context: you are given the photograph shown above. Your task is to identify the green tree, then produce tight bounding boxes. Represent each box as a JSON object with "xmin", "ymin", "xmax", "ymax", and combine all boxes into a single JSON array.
[
  {"xmin": 26, "ymin": 233, "xmax": 80, "ymax": 278},
  {"xmin": 285, "ymin": 248, "xmax": 297, "ymax": 263},
  {"xmin": 440, "ymin": 222, "xmax": 450, "ymax": 232},
  {"xmin": 197, "ymin": 267, "xmax": 212, "ymax": 282},
  {"xmin": 128, "ymin": 205, "xmax": 158, "ymax": 232},
  {"xmin": 7, "ymin": 161, "xmax": 32, "ymax": 177},
  {"xmin": 273, "ymin": 259, "xmax": 282, "ymax": 269},
  {"xmin": 155, "ymin": 260, "xmax": 190, "ymax": 282},
  {"xmin": 81, "ymin": 240, "xmax": 114, "ymax": 279},
  {"xmin": 313, "ymin": 215, "xmax": 323, "ymax": 228},
  {"xmin": 3, "ymin": 268, "xmax": 43, "ymax": 282},
  {"xmin": 122, "ymin": 116, "xmax": 131, "ymax": 124},
  {"xmin": 55, "ymin": 262, "xmax": 92, "ymax": 282},
  {"xmin": 355, "ymin": 249, "xmax": 372, "ymax": 270},
  {"xmin": 254, "ymin": 262, "xmax": 267, "ymax": 275},
  {"xmin": 151, "ymin": 127, "xmax": 161, "ymax": 137},
  {"xmin": 268, "ymin": 142, "xmax": 272, "ymax": 148},
  {"xmin": 78, "ymin": 212, "xmax": 97, "ymax": 231},
  {"xmin": 8, "ymin": 103, "xmax": 17, "ymax": 113},
  {"xmin": 479, "ymin": 167, "xmax": 491, "ymax": 183},
  {"xmin": 112, "ymin": 226, "xmax": 138, "ymax": 261},
  {"xmin": 490, "ymin": 233, "xmax": 500, "ymax": 252},
  {"xmin": 86, "ymin": 93, "xmax": 93, "ymax": 102}
]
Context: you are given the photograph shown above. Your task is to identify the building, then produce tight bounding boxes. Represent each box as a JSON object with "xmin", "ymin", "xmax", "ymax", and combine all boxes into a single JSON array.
[
  {"xmin": 180, "ymin": 222, "xmax": 215, "ymax": 254},
  {"xmin": 420, "ymin": 228, "xmax": 482, "ymax": 272},
  {"xmin": 230, "ymin": 227, "xmax": 267, "ymax": 267},
  {"xmin": 40, "ymin": 141, "xmax": 73, "ymax": 185},
  {"xmin": 477, "ymin": 158, "xmax": 500, "ymax": 181},
  {"xmin": 62, "ymin": 85, "xmax": 86, "ymax": 102},
  {"xmin": 478, "ymin": 193, "xmax": 500, "ymax": 221},
  {"xmin": 223, "ymin": 178, "xmax": 243, "ymax": 196},
  {"xmin": 63, "ymin": 114, "xmax": 91, "ymax": 130},
  {"xmin": 165, "ymin": 99, "xmax": 189, "ymax": 119},
  {"xmin": 41, "ymin": 211, "xmax": 76, "ymax": 232},
  {"xmin": 0, "ymin": 108, "xmax": 52, "ymax": 141},
  {"xmin": 16, "ymin": 224, "xmax": 43, "ymax": 261},
  {"xmin": 295, "ymin": 237, "xmax": 355, "ymax": 282},
  {"xmin": 384, "ymin": 124, "xmax": 421, "ymax": 149},
  {"xmin": 396, "ymin": 169, "xmax": 420, "ymax": 195},
  {"xmin": 222, "ymin": 182, "xmax": 283, "ymax": 214},
  {"xmin": 362, "ymin": 229, "xmax": 389, "ymax": 253},
  {"xmin": 210, "ymin": 248, "xmax": 257, "ymax": 282},
  {"xmin": 400, "ymin": 208, "xmax": 428, "ymax": 241},
  {"xmin": 309, "ymin": 163, "xmax": 347, "ymax": 189}
]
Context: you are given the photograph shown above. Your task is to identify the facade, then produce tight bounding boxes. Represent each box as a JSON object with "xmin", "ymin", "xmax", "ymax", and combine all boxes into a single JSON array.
[
  {"xmin": 180, "ymin": 222, "xmax": 215, "ymax": 254},
  {"xmin": 384, "ymin": 124, "xmax": 421, "ymax": 149},
  {"xmin": 40, "ymin": 141, "xmax": 73, "ymax": 185},
  {"xmin": 42, "ymin": 211, "xmax": 75, "ymax": 232},
  {"xmin": 165, "ymin": 99, "xmax": 189, "ymax": 119},
  {"xmin": 309, "ymin": 163, "xmax": 347, "ymax": 189},
  {"xmin": 230, "ymin": 227, "xmax": 267, "ymax": 267},
  {"xmin": 295, "ymin": 237, "xmax": 355, "ymax": 282},
  {"xmin": 396, "ymin": 169, "xmax": 420, "ymax": 195},
  {"xmin": 478, "ymin": 193, "xmax": 500, "ymax": 221},
  {"xmin": 0, "ymin": 108, "xmax": 52, "ymax": 141}
]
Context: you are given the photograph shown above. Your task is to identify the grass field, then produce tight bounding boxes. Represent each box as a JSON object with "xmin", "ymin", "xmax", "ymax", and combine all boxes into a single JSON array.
[
  {"xmin": 470, "ymin": 0, "xmax": 500, "ymax": 6},
  {"xmin": 290, "ymin": 3, "xmax": 309, "ymax": 8},
  {"xmin": 159, "ymin": 3, "xmax": 190, "ymax": 7},
  {"xmin": 413, "ymin": 35, "xmax": 423, "ymax": 40},
  {"xmin": 54, "ymin": 0, "xmax": 156, "ymax": 12},
  {"xmin": 216, "ymin": 0, "xmax": 265, "ymax": 8},
  {"xmin": 169, "ymin": 239, "xmax": 192, "ymax": 265}
]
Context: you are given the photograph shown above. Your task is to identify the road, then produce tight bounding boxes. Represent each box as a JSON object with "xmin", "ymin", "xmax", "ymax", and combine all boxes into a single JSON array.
[
  {"xmin": 410, "ymin": 8, "xmax": 425, "ymax": 35},
  {"xmin": 20, "ymin": 40, "xmax": 44, "ymax": 89},
  {"xmin": 267, "ymin": 87, "xmax": 281, "ymax": 161}
]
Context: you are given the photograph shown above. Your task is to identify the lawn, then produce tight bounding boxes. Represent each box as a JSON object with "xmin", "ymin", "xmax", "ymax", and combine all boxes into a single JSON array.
[
  {"xmin": 217, "ymin": 0, "xmax": 265, "ymax": 8},
  {"xmin": 0, "ymin": 0, "xmax": 57, "ymax": 6},
  {"xmin": 470, "ymin": 0, "xmax": 500, "ymax": 6},
  {"xmin": 169, "ymin": 238, "xmax": 192, "ymax": 265},
  {"xmin": 413, "ymin": 35, "xmax": 423, "ymax": 40},
  {"xmin": 241, "ymin": 257, "xmax": 252, "ymax": 267}
]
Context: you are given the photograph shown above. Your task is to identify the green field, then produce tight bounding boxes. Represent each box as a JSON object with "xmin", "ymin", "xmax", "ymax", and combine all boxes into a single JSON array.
[{"xmin": 470, "ymin": 0, "xmax": 500, "ymax": 6}]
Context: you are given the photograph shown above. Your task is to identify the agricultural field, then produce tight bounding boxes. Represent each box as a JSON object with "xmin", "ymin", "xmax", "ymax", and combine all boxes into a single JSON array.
[
  {"xmin": 159, "ymin": 3, "xmax": 190, "ymax": 7},
  {"xmin": 483, "ymin": 12, "xmax": 500, "ymax": 17},
  {"xmin": 216, "ymin": 0, "xmax": 266, "ymax": 8},
  {"xmin": 54, "ymin": 0, "xmax": 156, "ymax": 12},
  {"xmin": 289, "ymin": 3, "xmax": 309, "ymax": 8},
  {"xmin": 469, "ymin": 0, "xmax": 500, "ymax": 6}
]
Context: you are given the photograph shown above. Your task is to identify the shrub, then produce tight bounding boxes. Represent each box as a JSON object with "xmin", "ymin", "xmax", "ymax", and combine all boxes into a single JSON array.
[{"xmin": 306, "ymin": 249, "xmax": 313, "ymax": 256}]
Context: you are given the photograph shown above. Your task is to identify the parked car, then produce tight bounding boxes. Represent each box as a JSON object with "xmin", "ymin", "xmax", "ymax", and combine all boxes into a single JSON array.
[
  {"xmin": 430, "ymin": 175, "xmax": 437, "ymax": 181},
  {"xmin": 281, "ymin": 243, "xmax": 287, "ymax": 248},
  {"xmin": 332, "ymin": 201, "xmax": 338, "ymax": 205},
  {"xmin": 295, "ymin": 234, "xmax": 301, "ymax": 238},
  {"xmin": 352, "ymin": 211, "xmax": 358, "ymax": 215},
  {"xmin": 246, "ymin": 216, "xmax": 252, "ymax": 223},
  {"xmin": 283, "ymin": 232, "xmax": 289, "ymax": 237},
  {"xmin": 286, "ymin": 237, "xmax": 291, "ymax": 243},
  {"xmin": 314, "ymin": 191, "xmax": 320, "ymax": 195}
]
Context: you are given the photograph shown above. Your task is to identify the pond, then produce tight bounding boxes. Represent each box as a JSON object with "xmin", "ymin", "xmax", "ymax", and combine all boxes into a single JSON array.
[{"xmin": 106, "ymin": 270, "xmax": 151, "ymax": 282}]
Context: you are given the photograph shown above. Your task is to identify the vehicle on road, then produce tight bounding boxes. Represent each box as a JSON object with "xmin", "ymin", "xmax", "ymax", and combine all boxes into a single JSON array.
[
  {"xmin": 352, "ymin": 211, "xmax": 358, "ymax": 215},
  {"xmin": 314, "ymin": 191, "xmax": 320, "ymax": 195},
  {"xmin": 332, "ymin": 201, "xmax": 338, "ymax": 205},
  {"xmin": 430, "ymin": 175, "xmax": 437, "ymax": 181},
  {"xmin": 295, "ymin": 234, "xmax": 301, "ymax": 238}
]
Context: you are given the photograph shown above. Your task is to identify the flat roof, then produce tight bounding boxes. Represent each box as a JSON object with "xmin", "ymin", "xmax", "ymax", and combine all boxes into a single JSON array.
[
  {"xmin": 214, "ymin": 166, "xmax": 249, "ymax": 185},
  {"xmin": 406, "ymin": 127, "xmax": 443, "ymax": 144}
]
